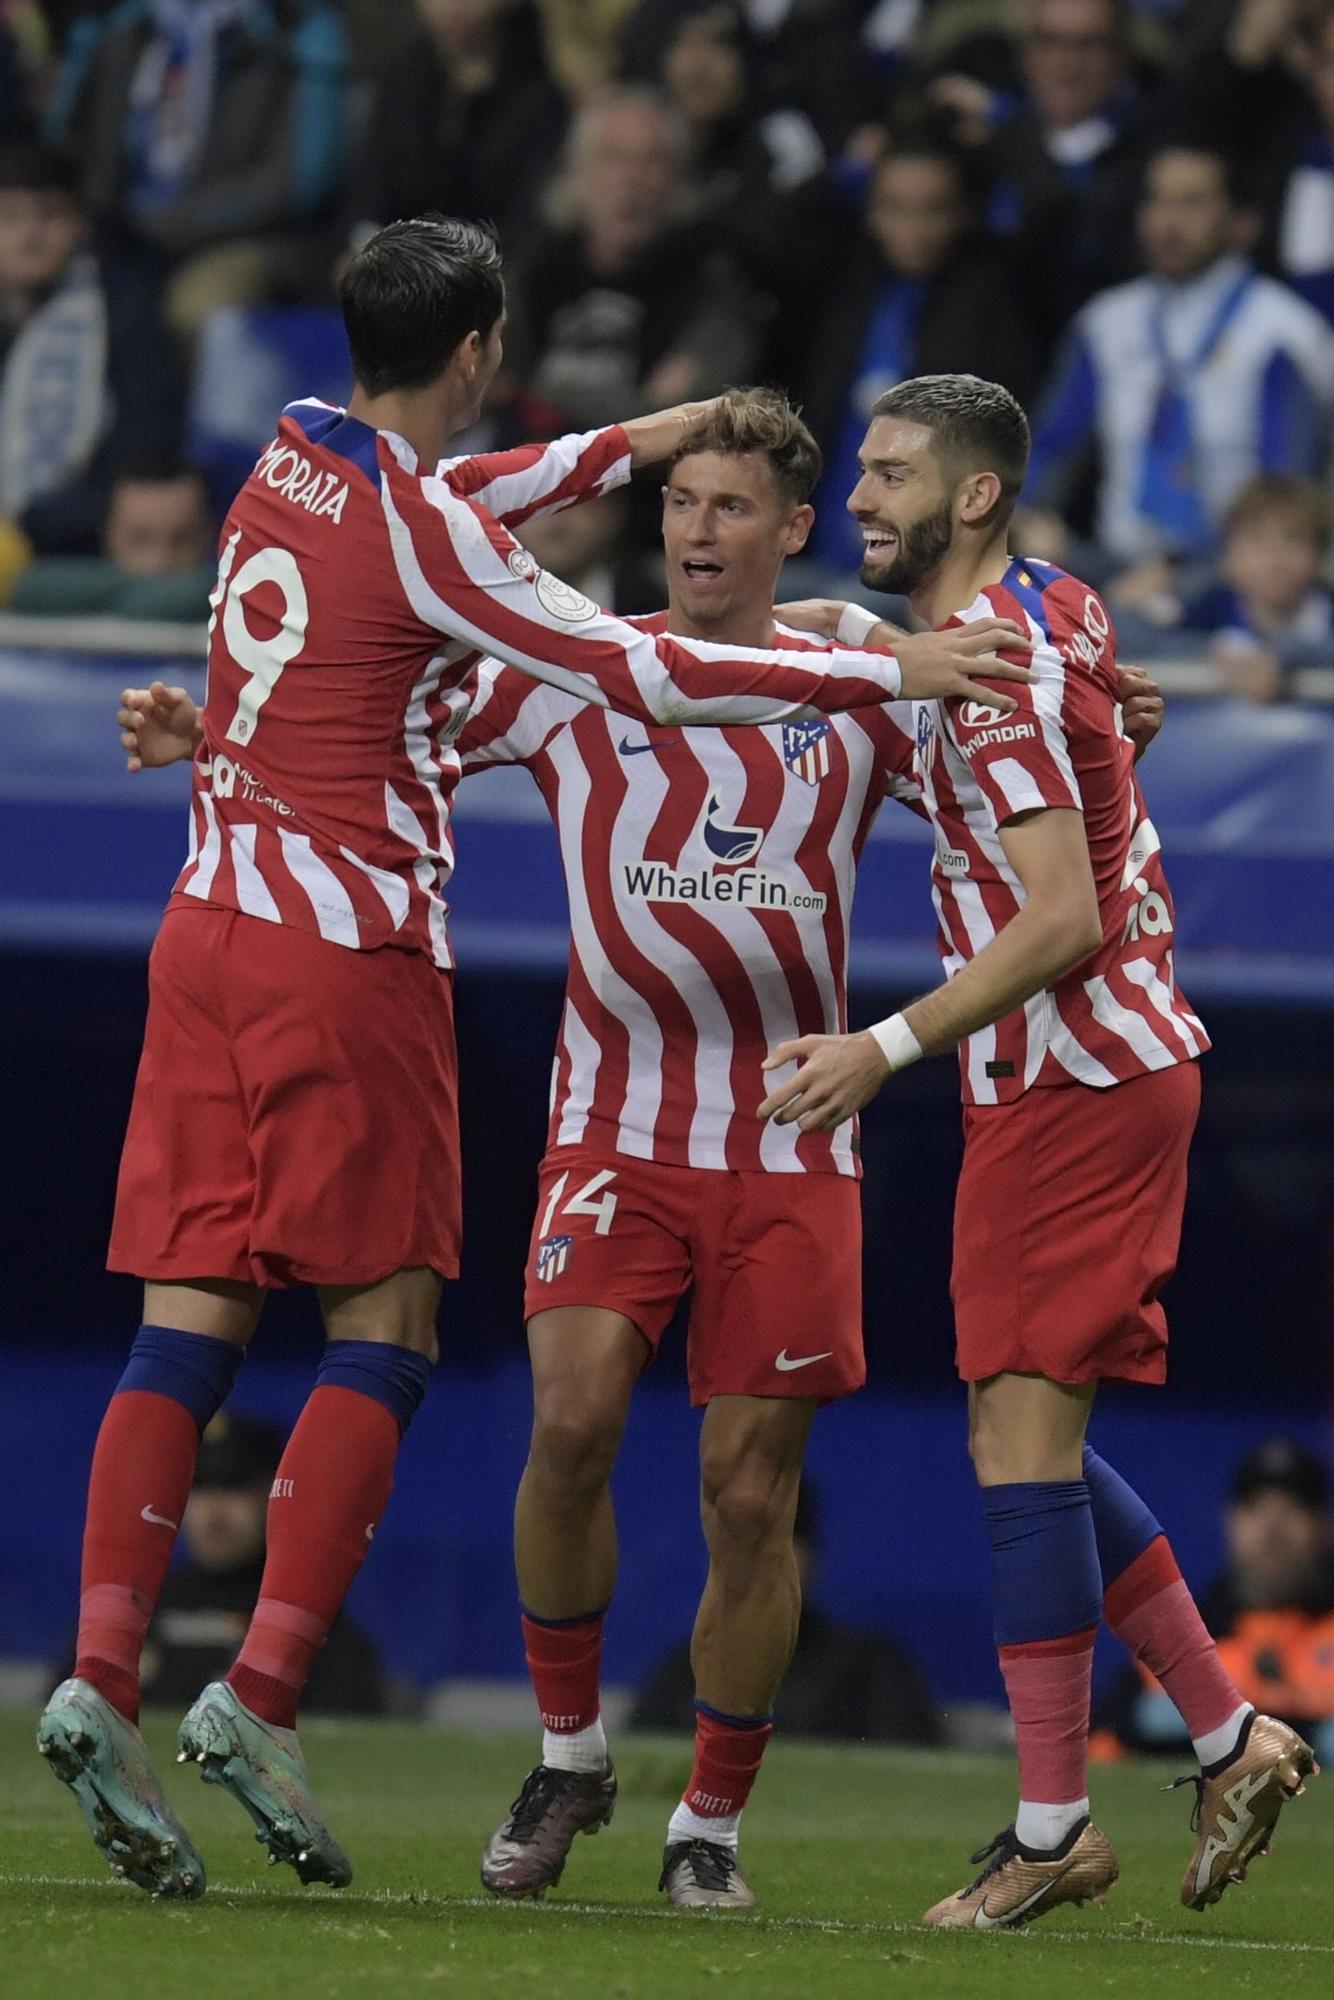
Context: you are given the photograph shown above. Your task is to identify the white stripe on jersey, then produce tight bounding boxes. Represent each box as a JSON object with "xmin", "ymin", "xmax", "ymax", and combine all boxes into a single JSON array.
[
  {"xmin": 1045, "ymin": 1010, "xmax": 1120, "ymax": 1085},
  {"xmin": 279, "ymin": 829, "xmax": 362, "ymax": 946},
  {"xmin": 230, "ymin": 822, "xmax": 282, "ymax": 923},
  {"xmin": 385, "ymin": 781, "xmax": 453, "ymax": 968},
  {"xmin": 989, "ymin": 754, "xmax": 1056, "ymax": 819},
  {"xmin": 1121, "ymin": 956, "xmax": 1205, "ymax": 1059},
  {"xmin": 439, "ymin": 427, "xmax": 628, "ymax": 521},
  {"xmin": 337, "ymin": 843, "xmax": 411, "ymax": 930},
  {"xmin": 1085, "ymin": 967, "xmax": 1183, "ymax": 1069},
  {"xmin": 186, "ymin": 790, "xmax": 222, "ymax": 900},
  {"xmin": 546, "ymin": 730, "xmax": 666, "ymax": 1161},
  {"xmin": 552, "ymin": 995, "xmax": 603, "ymax": 1149}
]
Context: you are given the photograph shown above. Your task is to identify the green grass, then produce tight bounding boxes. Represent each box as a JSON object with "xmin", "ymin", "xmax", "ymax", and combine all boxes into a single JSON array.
[{"xmin": 3, "ymin": 1713, "xmax": 1331, "ymax": 2000}]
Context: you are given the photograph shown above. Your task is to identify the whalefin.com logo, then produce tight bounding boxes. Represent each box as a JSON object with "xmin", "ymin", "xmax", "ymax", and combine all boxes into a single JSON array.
[{"xmin": 621, "ymin": 791, "xmax": 827, "ymax": 914}]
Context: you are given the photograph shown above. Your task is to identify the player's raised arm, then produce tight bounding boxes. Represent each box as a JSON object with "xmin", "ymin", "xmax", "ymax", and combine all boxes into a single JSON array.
[
  {"xmin": 437, "ymin": 402, "xmax": 724, "ymax": 531},
  {"xmin": 438, "ymin": 425, "xmax": 633, "ymax": 531},
  {"xmin": 390, "ymin": 471, "xmax": 1035, "ymax": 725}
]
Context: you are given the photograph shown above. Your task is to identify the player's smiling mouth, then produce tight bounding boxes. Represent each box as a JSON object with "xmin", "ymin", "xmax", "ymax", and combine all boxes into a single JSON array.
[{"xmin": 861, "ymin": 527, "xmax": 897, "ymax": 556}]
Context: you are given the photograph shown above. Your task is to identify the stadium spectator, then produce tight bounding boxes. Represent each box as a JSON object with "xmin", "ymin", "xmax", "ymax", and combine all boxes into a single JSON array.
[
  {"xmin": 537, "ymin": 0, "xmax": 640, "ymax": 99},
  {"xmin": 1117, "ymin": 475, "xmax": 1334, "ymax": 700},
  {"xmin": 652, "ymin": 0, "xmax": 833, "ymax": 326},
  {"xmin": 1276, "ymin": 2, "xmax": 1334, "ymax": 325},
  {"xmin": 630, "ymin": 1483, "xmax": 942, "ymax": 1746},
  {"xmin": 0, "ymin": 2, "xmax": 55, "ymax": 136},
  {"xmin": 1022, "ymin": 141, "xmax": 1334, "ymax": 586},
  {"xmin": 9, "ymin": 449, "xmax": 215, "ymax": 617},
  {"xmin": 45, "ymin": 0, "xmax": 351, "ymax": 334},
  {"xmin": 352, "ymin": 2, "xmax": 567, "ymax": 251},
  {"xmin": 51, "ymin": 1413, "xmax": 388, "ymax": 1717},
  {"xmin": 1096, "ymin": 1439, "xmax": 1334, "ymax": 1769},
  {"xmin": 620, "ymin": 0, "xmax": 871, "ymax": 153},
  {"xmin": 0, "ymin": 142, "xmax": 181, "ymax": 558},
  {"xmin": 1160, "ymin": 0, "xmax": 1334, "ymax": 327},
  {"xmin": 504, "ymin": 86, "xmax": 761, "ymax": 432},
  {"xmin": 800, "ymin": 124, "xmax": 1040, "ymax": 575},
  {"xmin": 928, "ymin": 0, "xmax": 1145, "ymax": 337}
]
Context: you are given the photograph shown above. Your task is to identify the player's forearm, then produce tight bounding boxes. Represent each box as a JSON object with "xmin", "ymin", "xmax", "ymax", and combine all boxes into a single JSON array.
[
  {"xmin": 898, "ymin": 900, "xmax": 1102, "ymax": 1059},
  {"xmin": 441, "ymin": 426, "xmax": 632, "ymax": 527}
]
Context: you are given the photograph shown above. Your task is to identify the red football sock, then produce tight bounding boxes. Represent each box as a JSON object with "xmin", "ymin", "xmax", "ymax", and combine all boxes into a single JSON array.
[
  {"xmin": 1103, "ymin": 1534, "xmax": 1244, "ymax": 1741},
  {"xmin": 521, "ymin": 1611, "xmax": 605, "ymax": 1734},
  {"xmin": 683, "ymin": 1706, "xmax": 775, "ymax": 1820},
  {"xmin": 74, "ymin": 1390, "xmax": 201, "ymax": 1725},
  {"xmin": 998, "ymin": 1628, "xmax": 1097, "ymax": 1806},
  {"xmin": 227, "ymin": 1386, "xmax": 398, "ymax": 1729}
]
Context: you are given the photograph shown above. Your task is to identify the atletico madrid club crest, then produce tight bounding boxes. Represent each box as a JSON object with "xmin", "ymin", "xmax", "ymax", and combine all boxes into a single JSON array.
[
  {"xmin": 781, "ymin": 721, "xmax": 831, "ymax": 785},
  {"xmin": 536, "ymin": 1234, "xmax": 573, "ymax": 1282}
]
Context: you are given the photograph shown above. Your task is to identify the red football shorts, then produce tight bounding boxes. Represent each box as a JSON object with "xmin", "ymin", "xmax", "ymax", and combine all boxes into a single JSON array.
[
  {"xmin": 522, "ymin": 1148, "xmax": 865, "ymax": 1406},
  {"xmin": 109, "ymin": 903, "xmax": 461, "ymax": 1288},
  {"xmin": 952, "ymin": 1060, "xmax": 1202, "ymax": 1386}
]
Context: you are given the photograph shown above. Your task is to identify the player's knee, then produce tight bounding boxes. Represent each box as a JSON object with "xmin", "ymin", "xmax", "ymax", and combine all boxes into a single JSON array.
[
  {"xmin": 701, "ymin": 1461, "xmax": 794, "ymax": 1558},
  {"xmin": 529, "ymin": 1396, "xmax": 622, "ymax": 1498}
]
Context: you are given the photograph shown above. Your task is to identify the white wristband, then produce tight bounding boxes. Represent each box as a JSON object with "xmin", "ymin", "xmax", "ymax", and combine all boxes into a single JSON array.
[
  {"xmin": 866, "ymin": 1011, "xmax": 924, "ymax": 1072},
  {"xmin": 835, "ymin": 602, "xmax": 881, "ymax": 647}
]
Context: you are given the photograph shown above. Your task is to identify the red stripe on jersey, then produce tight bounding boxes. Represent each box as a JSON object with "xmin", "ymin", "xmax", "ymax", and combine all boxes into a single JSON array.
[
  {"xmin": 444, "ymin": 426, "xmax": 630, "ymax": 529},
  {"xmin": 916, "ymin": 561, "xmax": 1207, "ymax": 1101}
]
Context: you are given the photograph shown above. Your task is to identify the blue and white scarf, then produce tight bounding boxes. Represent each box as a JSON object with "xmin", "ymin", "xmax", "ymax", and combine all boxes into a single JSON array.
[
  {"xmin": 127, "ymin": 0, "xmax": 257, "ymax": 214},
  {"xmin": 0, "ymin": 250, "xmax": 108, "ymax": 519}
]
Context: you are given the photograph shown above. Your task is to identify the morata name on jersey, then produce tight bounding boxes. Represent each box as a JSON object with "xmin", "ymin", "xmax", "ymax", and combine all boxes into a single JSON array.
[{"xmin": 254, "ymin": 439, "xmax": 350, "ymax": 523}]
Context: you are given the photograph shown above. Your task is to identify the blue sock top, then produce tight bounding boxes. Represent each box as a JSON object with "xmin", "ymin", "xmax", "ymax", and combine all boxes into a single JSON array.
[
  {"xmin": 317, "ymin": 1339, "xmax": 432, "ymax": 1433},
  {"xmin": 117, "ymin": 1323, "xmax": 244, "ymax": 1432}
]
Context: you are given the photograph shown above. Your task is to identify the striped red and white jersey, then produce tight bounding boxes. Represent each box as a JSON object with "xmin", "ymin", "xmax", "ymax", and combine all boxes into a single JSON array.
[
  {"xmin": 172, "ymin": 400, "xmax": 906, "ymax": 967},
  {"xmin": 450, "ymin": 618, "xmax": 922, "ymax": 1174},
  {"xmin": 910, "ymin": 556, "xmax": 1208, "ymax": 1105}
]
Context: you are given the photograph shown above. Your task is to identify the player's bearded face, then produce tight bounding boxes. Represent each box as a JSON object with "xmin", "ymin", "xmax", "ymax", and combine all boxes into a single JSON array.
[{"xmin": 858, "ymin": 495, "xmax": 955, "ymax": 595}]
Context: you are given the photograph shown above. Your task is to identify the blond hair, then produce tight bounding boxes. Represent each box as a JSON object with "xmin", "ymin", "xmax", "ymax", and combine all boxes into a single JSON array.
[{"xmin": 671, "ymin": 387, "xmax": 823, "ymax": 506}]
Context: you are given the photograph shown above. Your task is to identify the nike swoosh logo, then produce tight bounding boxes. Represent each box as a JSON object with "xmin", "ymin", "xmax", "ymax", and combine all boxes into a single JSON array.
[
  {"xmin": 618, "ymin": 737, "xmax": 662, "ymax": 756},
  {"xmin": 140, "ymin": 1504, "xmax": 179, "ymax": 1530},
  {"xmin": 774, "ymin": 1350, "xmax": 833, "ymax": 1373},
  {"xmin": 975, "ymin": 1859, "xmax": 1077, "ymax": 1929}
]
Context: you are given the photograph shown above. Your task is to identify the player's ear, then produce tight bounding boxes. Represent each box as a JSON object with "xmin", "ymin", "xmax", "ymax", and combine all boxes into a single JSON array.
[
  {"xmin": 958, "ymin": 471, "xmax": 1002, "ymax": 528},
  {"xmin": 783, "ymin": 504, "xmax": 815, "ymax": 557}
]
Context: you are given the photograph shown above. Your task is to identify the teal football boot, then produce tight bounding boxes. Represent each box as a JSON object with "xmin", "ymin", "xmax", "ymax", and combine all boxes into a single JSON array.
[
  {"xmin": 37, "ymin": 1677, "xmax": 206, "ymax": 1898},
  {"xmin": 177, "ymin": 1680, "xmax": 352, "ymax": 1887}
]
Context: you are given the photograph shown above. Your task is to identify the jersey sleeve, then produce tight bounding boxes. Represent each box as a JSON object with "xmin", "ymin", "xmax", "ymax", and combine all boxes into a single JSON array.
[
  {"xmin": 384, "ymin": 466, "xmax": 905, "ymax": 725},
  {"xmin": 437, "ymin": 425, "xmax": 632, "ymax": 531},
  {"xmin": 859, "ymin": 699, "xmax": 927, "ymax": 816},
  {"xmin": 448, "ymin": 659, "xmax": 581, "ymax": 772},
  {"xmin": 945, "ymin": 638, "xmax": 1083, "ymax": 827}
]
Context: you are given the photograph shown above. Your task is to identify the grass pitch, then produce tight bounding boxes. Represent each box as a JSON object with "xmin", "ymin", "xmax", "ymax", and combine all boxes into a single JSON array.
[{"xmin": 2, "ymin": 1712, "xmax": 1331, "ymax": 1999}]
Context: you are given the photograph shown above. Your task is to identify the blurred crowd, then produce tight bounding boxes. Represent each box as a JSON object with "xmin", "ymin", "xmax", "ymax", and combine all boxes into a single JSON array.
[{"xmin": 2, "ymin": 0, "xmax": 1334, "ymax": 697}]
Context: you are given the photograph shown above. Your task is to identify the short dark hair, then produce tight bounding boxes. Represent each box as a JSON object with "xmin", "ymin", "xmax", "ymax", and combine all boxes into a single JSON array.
[
  {"xmin": 1225, "ymin": 474, "xmax": 1329, "ymax": 551},
  {"xmin": 671, "ymin": 386, "xmax": 823, "ymax": 505},
  {"xmin": 112, "ymin": 448, "xmax": 209, "ymax": 495},
  {"xmin": 1142, "ymin": 139, "xmax": 1243, "ymax": 207},
  {"xmin": 338, "ymin": 215, "xmax": 505, "ymax": 397},
  {"xmin": 0, "ymin": 142, "xmax": 80, "ymax": 200},
  {"xmin": 871, "ymin": 374, "xmax": 1031, "ymax": 521}
]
